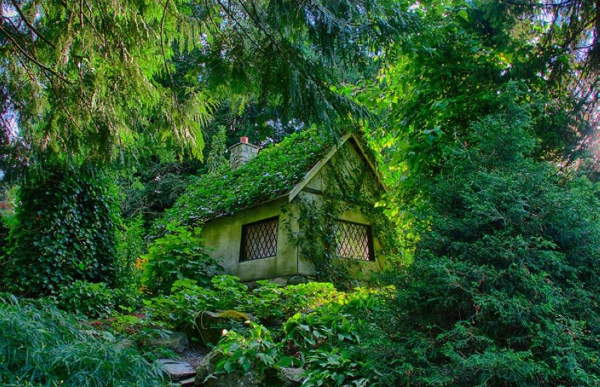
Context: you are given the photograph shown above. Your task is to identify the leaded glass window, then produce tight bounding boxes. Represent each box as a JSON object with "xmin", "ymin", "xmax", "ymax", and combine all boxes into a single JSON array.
[
  {"xmin": 240, "ymin": 217, "xmax": 279, "ymax": 261},
  {"xmin": 334, "ymin": 220, "xmax": 374, "ymax": 261}
]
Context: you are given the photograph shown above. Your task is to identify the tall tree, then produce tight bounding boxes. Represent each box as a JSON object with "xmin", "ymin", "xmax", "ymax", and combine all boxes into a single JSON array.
[{"xmin": 0, "ymin": 0, "xmax": 413, "ymax": 162}]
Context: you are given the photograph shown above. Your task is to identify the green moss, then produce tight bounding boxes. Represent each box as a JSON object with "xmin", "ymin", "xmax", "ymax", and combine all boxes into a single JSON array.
[{"xmin": 155, "ymin": 128, "xmax": 334, "ymax": 232}]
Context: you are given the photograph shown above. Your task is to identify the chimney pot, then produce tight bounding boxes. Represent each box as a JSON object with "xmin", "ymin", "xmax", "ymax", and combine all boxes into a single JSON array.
[{"xmin": 240, "ymin": 136, "xmax": 249, "ymax": 144}]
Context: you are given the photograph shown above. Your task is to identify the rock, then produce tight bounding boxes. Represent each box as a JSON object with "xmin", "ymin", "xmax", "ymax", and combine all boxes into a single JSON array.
[
  {"xmin": 278, "ymin": 367, "xmax": 305, "ymax": 385},
  {"xmin": 149, "ymin": 331, "xmax": 189, "ymax": 353},
  {"xmin": 287, "ymin": 275, "xmax": 308, "ymax": 285},
  {"xmin": 179, "ymin": 376, "xmax": 196, "ymax": 386},
  {"xmin": 157, "ymin": 359, "xmax": 196, "ymax": 381}
]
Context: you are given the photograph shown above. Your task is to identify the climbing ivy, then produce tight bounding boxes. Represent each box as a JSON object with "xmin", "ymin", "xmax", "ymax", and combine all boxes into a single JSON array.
[
  {"xmin": 1, "ymin": 163, "xmax": 120, "ymax": 296},
  {"xmin": 153, "ymin": 128, "xmax": 335, "ymax": 236},
  {"xmin": 285, "ymin": 140, "xmax": 399, "ymax": 285}
]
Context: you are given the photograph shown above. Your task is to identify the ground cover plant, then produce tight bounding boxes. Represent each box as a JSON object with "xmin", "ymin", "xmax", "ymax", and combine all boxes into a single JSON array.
[{"xmin": 0, "ymin": 296, "xmax": 165, "ymax": 386}]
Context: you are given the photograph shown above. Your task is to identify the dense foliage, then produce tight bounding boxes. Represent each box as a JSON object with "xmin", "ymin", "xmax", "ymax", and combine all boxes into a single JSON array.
[
  {"xmin": 0, "ymin": 297, "xmax": 164, "ymax": 386},
  {"xmin": 141, "ymin": 225, "xmax": 222, "ymax": 294},
  {"xmin": 0, "ymin": 163, "xmax": 119, "ymax": 296},
  {"xmin": 382, "ymin": 101, "xmax": 600, "ymax": 385},
  {"xmin": 0, "ymin": 0, "xmax": 411, "ymax": 161}
]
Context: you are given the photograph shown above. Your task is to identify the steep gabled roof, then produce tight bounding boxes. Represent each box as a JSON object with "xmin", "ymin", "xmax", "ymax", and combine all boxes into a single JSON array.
[
  {"xmin": 288, "ymin": 132, "xmax": 384, "ymax": 202},
  {"xmin": 156, "ymin": 129, "xmax": 381, "ymax": 230}
]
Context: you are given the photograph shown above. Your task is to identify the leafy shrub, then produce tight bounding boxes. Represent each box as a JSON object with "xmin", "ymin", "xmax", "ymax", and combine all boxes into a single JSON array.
[
  {"xmin": 284, "ymin": 310, "xmax": 361, "ymax": 353},
  {"xmin": 211, "ymin": 322, "xmax": 292, "ymax": 380},
  {"xmin": 2, "ymin": 162, "xmax": 120, "ymax": 296},
  {"xmin": 201, "ymin": 283, "xmax": 395, "ymax": 386},
  {"xmin": 142, "ymin": 225, "xmax": 222, "ymax": 294},
  {"xmin": 143, "ymin": 278, "xmax": 217, "ymax": 331},
  {"xmin": 143, "ymin": 276, "xmax": 243, "ymax": 332},
  {"xmin": 247, "ymin": 281, "xmax": 347, "ymax": 326},
  {"xmin": 0, "ymin": 296, "xmax": 165, "ymax": 386},
  {"xmin": 385, "ymin": 104, "xmax": 600, "ymax": 385},
  {"xmin": 302, "ymin": 348, "xmax": 369, "ymax": 387},
  {"xmin": 56, "ymin": 280, "xmax": 116, "ymax": 318},
  {"xmin": 144, "ymin": 276, "xmax": 347, "ymax": 333}
]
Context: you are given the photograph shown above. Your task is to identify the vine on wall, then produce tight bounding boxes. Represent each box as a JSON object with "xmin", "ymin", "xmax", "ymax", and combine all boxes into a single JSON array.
[{"xmin": 285, "ymin": 139, "xmax": 399, "ymax": 287}]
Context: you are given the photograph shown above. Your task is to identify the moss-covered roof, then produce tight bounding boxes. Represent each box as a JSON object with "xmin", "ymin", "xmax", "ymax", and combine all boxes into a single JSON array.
[{"xmin": 157, "ymin": 128, "xmax": 335, "ymax": 229}]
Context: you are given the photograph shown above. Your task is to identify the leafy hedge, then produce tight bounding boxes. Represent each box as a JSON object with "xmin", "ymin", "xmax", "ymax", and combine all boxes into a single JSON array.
[
  {"xmin": 1, "ymin": 163, "xmax": 119, "ymax": 296},
  {"xmin": 154, "ymin": 128, "xmax": 334, "ymax": 232}
]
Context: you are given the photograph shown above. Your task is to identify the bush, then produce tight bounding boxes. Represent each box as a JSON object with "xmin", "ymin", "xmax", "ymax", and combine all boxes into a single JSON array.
[
  {"xmin": 201, "ymin": 284, "xmax": 396, "ymax": 386},
  {"xmin": 142, "ymin": 225, "xmax": 222, "ymax": 294},
  {"xmin": 211, "ymin": 322, "xmax": 291, "ymax": 382},
  {"xmin": 248, "ymin": 281, "xmax": 345, "ymax": 324},
  {"xmin": 385, "ymin": 105, "xmax": 600, "ymax": 385},
  {"xmin": 143, "ymin": 276, "xmax": 348, "ymax": 333},
  {"xmin": 143, "ymin": 276, "xmax": 245, "ymax": 332},
  {"xmin": 2, "ymin": 162, "xmax": 120, "ymax": 296},
  {"xmin": 0, "ymin": 296, "xmax": 165, "ymax": 386},
  {"xmin": 56, "ymin": 280, "xmax": 116, "ymax": 318}
]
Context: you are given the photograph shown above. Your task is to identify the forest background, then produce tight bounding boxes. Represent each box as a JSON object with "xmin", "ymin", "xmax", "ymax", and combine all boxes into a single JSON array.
[{"xmin": 0, "ymin": 0, "xmax": 598, "ymax": 386}]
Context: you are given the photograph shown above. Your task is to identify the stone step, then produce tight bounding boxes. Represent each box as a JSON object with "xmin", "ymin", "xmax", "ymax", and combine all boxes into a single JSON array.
[
  {"xmin": 157, "ymin": 359, "xmax": 196, "ymax": 381},
  {"xmin": 178, "ymin": 376, "xmax": 196, "ymax": 386}
]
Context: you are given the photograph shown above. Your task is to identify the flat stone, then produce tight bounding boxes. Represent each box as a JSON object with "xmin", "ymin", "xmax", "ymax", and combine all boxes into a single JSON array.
[
  {"xmin": 278, "ymin": 367, "xmax": 305, "ymax": 384},
  {"xmin": 179, "ymin": 376, "xmax": 196, "ymax": 386},
  {"xmin": 158, "ymin": 359, "xmax": 196, "ymax": 381}
]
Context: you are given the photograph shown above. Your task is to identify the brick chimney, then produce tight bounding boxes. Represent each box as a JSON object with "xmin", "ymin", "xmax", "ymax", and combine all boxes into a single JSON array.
[{"xmin": 229, "ymin": 136, "xmax": 259, "ymax": 170}]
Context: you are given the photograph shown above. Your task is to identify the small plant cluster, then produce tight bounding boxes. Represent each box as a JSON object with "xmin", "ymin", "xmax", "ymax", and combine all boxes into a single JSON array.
[
  {"xmin": 142, "ymin": 276, "xmax": 346, "ymax": 334},
  {"xmin": 55, "ymin": 280, "xmax": 142, "ymax": 318},
  {"xmin": 141, "ymin": 225, "xmax": 223, "ymax": 294},
  {"xmin": 204, "ymin": 283, "xmax": 397, "ymax": 386}
]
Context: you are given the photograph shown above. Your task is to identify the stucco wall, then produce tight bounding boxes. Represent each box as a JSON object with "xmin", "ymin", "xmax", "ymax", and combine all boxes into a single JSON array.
[{"xmin": 201, "ymin": 197, "xmax": 299, "ymax": 281}]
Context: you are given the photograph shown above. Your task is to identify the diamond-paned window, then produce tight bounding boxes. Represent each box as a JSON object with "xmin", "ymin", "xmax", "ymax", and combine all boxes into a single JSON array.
[
  {"xmin": 240, "ymin": 217, "xmax": 279, "ymax": 261},
  {"xmin": 334, "ymin": 220, "xmax": 374, "ymax": 261}
]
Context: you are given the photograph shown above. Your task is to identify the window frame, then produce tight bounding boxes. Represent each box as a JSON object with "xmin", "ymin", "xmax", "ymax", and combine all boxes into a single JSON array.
[
  {"xmin": 333, "ymin": 219, "xmax": 376, "ymax": 261},
  {"xmin": 239, "ymin": 216, "xmax": 279, "ymax": 262}
]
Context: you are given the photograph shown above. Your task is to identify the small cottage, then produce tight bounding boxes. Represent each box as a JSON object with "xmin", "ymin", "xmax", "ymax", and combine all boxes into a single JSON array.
[{"xmin": 163, "ymin": 129, "xmax": 391, "ymax": 283}]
